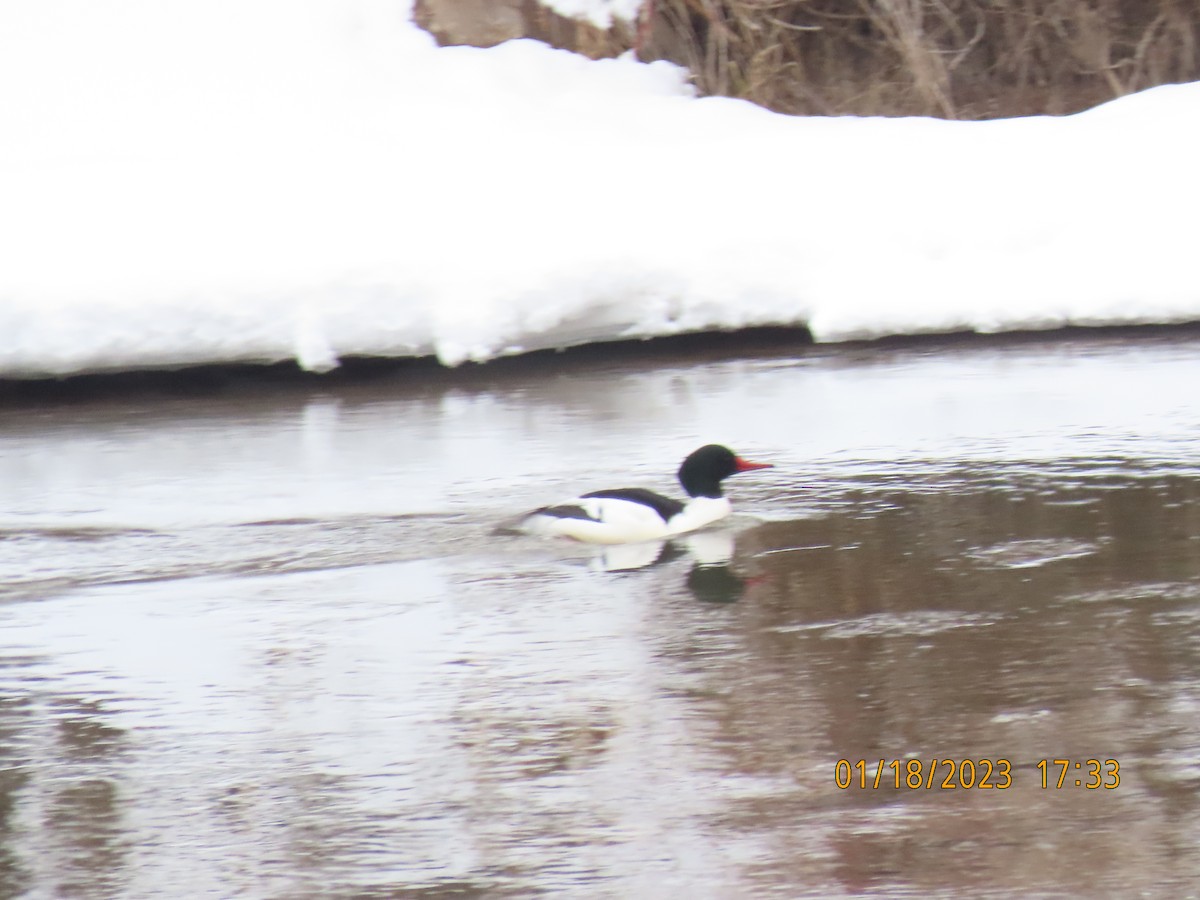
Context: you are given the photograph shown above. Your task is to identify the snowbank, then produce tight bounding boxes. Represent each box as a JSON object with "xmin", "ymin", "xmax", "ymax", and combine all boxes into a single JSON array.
[{"xmin": 0, "ymin": 0, "xmax": 1196, "ymax": 377}]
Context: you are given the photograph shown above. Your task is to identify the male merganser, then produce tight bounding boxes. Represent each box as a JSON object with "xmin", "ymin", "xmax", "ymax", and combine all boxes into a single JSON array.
[{"xmin": 521, "ymin": 444, "xmax": 773, "ymax": 545}]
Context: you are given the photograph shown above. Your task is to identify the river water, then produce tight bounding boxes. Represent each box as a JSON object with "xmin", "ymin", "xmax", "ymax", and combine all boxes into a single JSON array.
[{"xmin": 3, "ymin": 332, "xmax": 1200, "ymax": 897}]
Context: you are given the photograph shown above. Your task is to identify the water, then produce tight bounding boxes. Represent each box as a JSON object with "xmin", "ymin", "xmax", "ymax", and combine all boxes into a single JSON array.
[{"xmin": 3, "ymin": 333, "xmax": 1200, "ymax": 897}]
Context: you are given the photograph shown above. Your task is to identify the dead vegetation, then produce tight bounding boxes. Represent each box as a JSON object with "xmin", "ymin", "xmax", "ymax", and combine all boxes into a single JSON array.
[
  {"xmin": 637, "ymin": 0, "xmax": 1200, "ymax": 117},
  {"xmin": 413, "ymin": 0, "xmax": 1200, "ymax": 119}
]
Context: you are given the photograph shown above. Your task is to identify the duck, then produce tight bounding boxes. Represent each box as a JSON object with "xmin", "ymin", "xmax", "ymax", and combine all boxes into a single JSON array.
[{"xmin": 520, "ymin": 444, "xmax": 773, "ymax": 544}]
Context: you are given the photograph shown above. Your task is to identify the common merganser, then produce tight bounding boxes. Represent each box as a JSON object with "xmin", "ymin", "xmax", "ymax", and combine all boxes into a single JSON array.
[{"xmin": 521, "ymin": 444, "xmax": 773, "ymax": 545}]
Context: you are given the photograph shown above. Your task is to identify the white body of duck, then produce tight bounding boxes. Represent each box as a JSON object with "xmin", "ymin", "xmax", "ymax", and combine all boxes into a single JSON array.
[{"xmin": 521, "ymin": 444, "xmax": 773, "ymax": 545}]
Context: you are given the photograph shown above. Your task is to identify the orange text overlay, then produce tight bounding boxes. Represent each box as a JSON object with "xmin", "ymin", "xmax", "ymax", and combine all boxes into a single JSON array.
[
  {"xmin": 835, "ymin": 758, "xmax": 1122, "ymax": 789},
  {"xmin": 835, "ymin": 758, "xmax": 1013, "ymax": 789}
]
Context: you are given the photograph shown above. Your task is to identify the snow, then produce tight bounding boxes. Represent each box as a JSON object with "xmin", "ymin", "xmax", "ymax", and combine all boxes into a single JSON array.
[{"xmin": 0, "ymin": 0, "xmax": 1197, "ymax": 379}]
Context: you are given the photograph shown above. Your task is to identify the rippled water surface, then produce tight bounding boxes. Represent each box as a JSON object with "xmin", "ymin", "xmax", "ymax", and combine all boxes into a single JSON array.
[{"xmin": 5, "ymin": 334, "xmax": 1200, "ymax": 897}]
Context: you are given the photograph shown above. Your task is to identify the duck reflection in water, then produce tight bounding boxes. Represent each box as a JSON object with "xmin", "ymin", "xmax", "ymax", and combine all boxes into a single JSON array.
[{"xmin": 589, "ymin": 529, "xmax": 750, "ymax": 604}]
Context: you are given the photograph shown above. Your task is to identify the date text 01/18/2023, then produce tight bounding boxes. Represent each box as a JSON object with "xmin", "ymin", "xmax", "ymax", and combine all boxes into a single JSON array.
[{"xmin": 834, "ymin": 758, "xmax": 1121, "ymax": 790}]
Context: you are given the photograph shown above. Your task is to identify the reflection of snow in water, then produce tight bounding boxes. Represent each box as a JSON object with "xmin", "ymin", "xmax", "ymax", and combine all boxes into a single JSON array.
[
  {"xmin": 989, "ymin": 709, "xmax": 1052, "ymax": 724},
  {"xmin": 1065, "ymin": 581, "xmax": 1200, "ymax": 605},
  {"xmin": 964, "ymin": 537, "xmax": 1107, "ymax": 569},
  {"xmin": 772, "ymin": 610, "xmax": 1002, "ymax": 639},
  {"xmin": 819, "ymin": 610, "xmax": 1003, "ymax": 639}
]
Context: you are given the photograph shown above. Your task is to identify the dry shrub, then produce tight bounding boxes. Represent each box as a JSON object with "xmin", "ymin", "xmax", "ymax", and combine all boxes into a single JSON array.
[{"xmin": 639, "ymin": 0, "xmax": 1200, "ymax": 117}]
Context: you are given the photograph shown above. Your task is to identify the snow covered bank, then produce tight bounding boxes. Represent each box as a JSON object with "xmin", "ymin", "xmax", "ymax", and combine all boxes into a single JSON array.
[{"xmin": 0, "ymin": 0, "xmax": 1197, "ymax": 378}]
